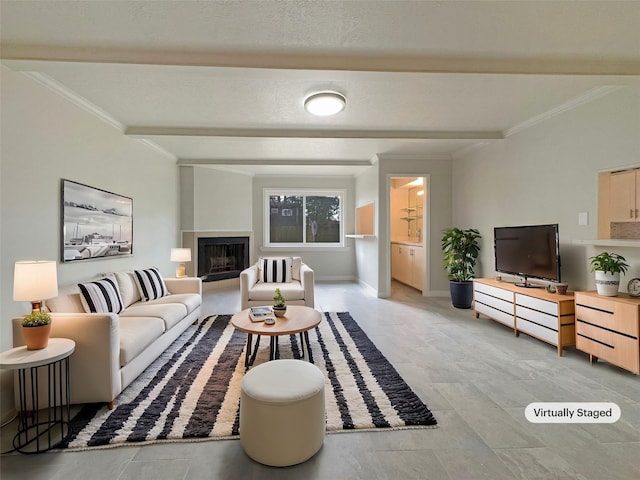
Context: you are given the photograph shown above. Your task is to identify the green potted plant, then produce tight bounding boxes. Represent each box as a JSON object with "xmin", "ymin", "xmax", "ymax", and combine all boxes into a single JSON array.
[
  {"xmin": 441, "ymin": 227, "xmax": 482, "ymax": 308},
  {"xmin": 22, "ymin": 311, "xmax": 52, "ymax": 350},
  {"xmin": 589, "ymin": 252, "xmax": 629, "ymax": 296},
  {"xmin": 272, "ymin": 288, "xmax": 287, "ymax": 317}
]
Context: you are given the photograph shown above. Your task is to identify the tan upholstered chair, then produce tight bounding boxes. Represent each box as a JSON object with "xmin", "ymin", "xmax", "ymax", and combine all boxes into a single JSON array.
[{"xmin": 240, "ymin": 257, "xmax": 314, "ymax": 311}]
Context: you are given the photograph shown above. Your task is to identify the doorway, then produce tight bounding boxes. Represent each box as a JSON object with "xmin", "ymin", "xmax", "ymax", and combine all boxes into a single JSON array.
[{"xmin": 389, "ymin": 176, "xmax": 427, "ymax": 296}]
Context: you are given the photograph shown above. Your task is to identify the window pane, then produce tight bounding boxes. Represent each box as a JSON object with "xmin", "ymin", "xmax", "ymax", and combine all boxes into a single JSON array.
[
  {"xmin": 269, "ymin": 195, "xmax": 303, "ymax": 243},
  {"xmin": 306, "ymin": 195, "xmax": 341, "ymax": 243}
]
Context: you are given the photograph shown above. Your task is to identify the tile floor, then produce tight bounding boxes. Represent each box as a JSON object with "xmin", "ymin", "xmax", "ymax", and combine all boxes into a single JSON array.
[{"xmin": 1, "ymin": 281, "xmax": 639, "ymax": 479}]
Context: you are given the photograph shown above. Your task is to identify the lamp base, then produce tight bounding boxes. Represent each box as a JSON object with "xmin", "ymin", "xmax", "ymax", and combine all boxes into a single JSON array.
[{"xmin": 176, "ymin": 263, "xmax": 187, "ymax": 278}]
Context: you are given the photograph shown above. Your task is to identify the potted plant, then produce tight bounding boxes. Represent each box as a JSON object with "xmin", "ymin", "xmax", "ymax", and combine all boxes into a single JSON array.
[
  {"xmin": 22, "ymin": 311, "xmax": 52, "ymax": 350},
  {"xmin": 272, "ymin": 288, "xmax": 287, "ymax": 317},
  {"xmin": 589, "ymin": 252, "xmax": 629, "ymax": 296},
  {"xmin": 441, "ymin": 227, "xmax": 482, "ymax": 308}
]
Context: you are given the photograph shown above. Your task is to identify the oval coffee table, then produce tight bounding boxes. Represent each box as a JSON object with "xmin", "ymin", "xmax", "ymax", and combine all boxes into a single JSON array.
[{"xmin": 231, "ymin": 305, "xmax": 322, "ymax": 368}]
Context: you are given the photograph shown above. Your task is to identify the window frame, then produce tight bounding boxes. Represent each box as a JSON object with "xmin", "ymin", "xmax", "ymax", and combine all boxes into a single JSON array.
[{"xmin": 263, "ymin": 188, "xmax": 345, "ymax": 248}]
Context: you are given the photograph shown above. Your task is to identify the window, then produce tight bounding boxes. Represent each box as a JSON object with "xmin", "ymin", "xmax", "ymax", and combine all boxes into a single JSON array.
[{"xmin": 264, "ymin": 189, "xmax": 344, "ymax": 247}]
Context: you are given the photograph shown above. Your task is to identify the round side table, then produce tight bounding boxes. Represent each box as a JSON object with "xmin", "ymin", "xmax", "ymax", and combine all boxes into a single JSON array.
[{"xmin": 0, "ymin": 338, "xmax": 75, "ymax": 454}]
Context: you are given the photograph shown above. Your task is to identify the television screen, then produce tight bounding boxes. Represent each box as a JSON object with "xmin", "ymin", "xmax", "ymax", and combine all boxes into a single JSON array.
[{"xmin": 494, "ymin": 224, "xmax": 560, "ymax": 284}]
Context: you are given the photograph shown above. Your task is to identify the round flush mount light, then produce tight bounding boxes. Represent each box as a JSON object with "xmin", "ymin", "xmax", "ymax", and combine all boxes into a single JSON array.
[{"xmin": 304, "ymin": 91, "xmax": 346, "ymax": 116}]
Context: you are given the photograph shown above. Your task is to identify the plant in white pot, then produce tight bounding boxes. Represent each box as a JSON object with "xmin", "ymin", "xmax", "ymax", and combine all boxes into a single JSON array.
[{"xmin": 589, "ymin": 252, "xmax": 629, "ymax": 297}]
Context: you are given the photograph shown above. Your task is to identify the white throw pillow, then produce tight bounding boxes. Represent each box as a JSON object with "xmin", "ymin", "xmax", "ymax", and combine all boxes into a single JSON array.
[
  {"xmin": 133, "ymin": 267, "xmax": 169, "ymax": 302},
  {"xmin": 78, "ymin": 275, "xmax": 124, "ymax": 314},
  {"xmin": 259, "ymin": 257, "xmax": 293, "ymax": 283}
]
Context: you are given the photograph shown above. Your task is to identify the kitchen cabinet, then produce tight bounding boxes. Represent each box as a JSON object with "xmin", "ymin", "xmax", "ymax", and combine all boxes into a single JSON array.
[
  {"xmin": 609, "ymin": 169, "xmax": 640, "ymax": 222},
  {"xmin": 391, "ymin": 242, "xmax": 424, "ymax": 291}
]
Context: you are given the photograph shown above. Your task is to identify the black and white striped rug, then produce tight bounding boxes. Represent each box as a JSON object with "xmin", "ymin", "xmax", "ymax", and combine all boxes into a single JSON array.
[{"xmin": 63, "ymin": 312, "xmax": 437, "ymax": 450}]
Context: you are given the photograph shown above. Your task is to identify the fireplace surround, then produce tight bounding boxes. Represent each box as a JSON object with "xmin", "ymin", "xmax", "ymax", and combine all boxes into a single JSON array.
[{"xmin": 197, "ymin": 236, "xmax": 249, "ymax": 282}]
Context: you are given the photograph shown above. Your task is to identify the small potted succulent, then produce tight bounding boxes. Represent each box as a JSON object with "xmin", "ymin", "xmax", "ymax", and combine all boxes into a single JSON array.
[
  {"xmin": 272, "ymin": 288, "xmax": 287, "ymax": 317},
  {"xmin": 589, "ymin": 252, "xmax": 630, "ymax": 296},
  {"xmin": 22, "ymin": 311, "xmax": 52, "ymax": 350}
]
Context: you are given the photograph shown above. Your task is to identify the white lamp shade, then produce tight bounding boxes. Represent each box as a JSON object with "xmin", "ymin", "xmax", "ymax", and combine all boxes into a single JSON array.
[
  {"xmin": 170, "ymin": 248, "xmax": 192, "ymax": 262},
  {"xmin": 13, "ymin": 261, "xmax": 58, "ymax": 301}
]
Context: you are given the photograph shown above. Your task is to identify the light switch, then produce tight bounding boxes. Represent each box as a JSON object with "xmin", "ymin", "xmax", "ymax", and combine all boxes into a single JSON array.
[{"xmin": 578, "ymin": 212, "xmax": 588, "ymax": 226}]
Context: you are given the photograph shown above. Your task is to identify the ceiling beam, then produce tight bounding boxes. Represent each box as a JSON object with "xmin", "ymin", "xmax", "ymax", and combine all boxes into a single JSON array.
[
  {"xmin": 2, "ymin": 45, "xmax": 639, "ymax": 76},
  {"xmin": 177, "ymin": 159, "xmax": 374, "ymax": 166},
  {"xmin": 126, "ymin": 127, "xmax": 503, "ymax": 140}
]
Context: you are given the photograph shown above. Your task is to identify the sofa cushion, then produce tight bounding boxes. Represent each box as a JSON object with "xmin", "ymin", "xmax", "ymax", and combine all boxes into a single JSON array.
[
  {"xmin": 134, "ymin": 267, "xmax": 169, "ymax": 302},
  {"xmin": 259, "ymin": 257, "xmax": 292, "ymax": 283},
  {"xmin": 120, "ymin": 303, "xmax": 188, "ymax": 330},
  {"xmin": 145, "ymin": 293, "xmax": 201, "ymax": 315},
  {"xmin": 78, "ymin": 275, "xmax": 125, "ymax": 314},
  {"xmin": 247, "ymin": 281, "xmax": 305, "ymax": 302},
  {"xmin": 118, "ymin": 316, "xmax": 165, "ymax": 367},
  {"xmin": 111, "ymin": 271, "xmax": 141, "ymax": 308},
  {"xmin": 45, "ymin": 284, "xmax": 85, "ymax": 313}
]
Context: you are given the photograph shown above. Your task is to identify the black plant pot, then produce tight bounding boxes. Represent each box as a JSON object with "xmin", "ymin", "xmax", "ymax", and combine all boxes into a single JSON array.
[{"xmin": 449, "ymin": 281, "xmax": 474, "ymax": 309}]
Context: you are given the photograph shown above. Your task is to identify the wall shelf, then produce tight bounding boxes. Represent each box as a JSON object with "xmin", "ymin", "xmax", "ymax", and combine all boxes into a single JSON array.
[
  {"xmin": 573, "ymin": 239, "xmax": 640, "ymax": 248},
  {"xmin": 345, "ymin": 234, "xmax": 375, "ymax": 239}
]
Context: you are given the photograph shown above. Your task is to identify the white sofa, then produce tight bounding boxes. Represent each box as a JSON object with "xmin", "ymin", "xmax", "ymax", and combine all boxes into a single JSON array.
[
  {"xmin": 240, "ymin": 257, "xmax": 315, "ymax": 311},
  {"xmin": 12, "ymin": 271, "xmax": 202, "ymax": 409}
]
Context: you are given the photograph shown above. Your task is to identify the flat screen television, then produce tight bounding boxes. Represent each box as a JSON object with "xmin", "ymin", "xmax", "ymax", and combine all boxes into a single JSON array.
[{"xmin": 494, "ymin": 224, "xmax": 561, "ymax": 287}]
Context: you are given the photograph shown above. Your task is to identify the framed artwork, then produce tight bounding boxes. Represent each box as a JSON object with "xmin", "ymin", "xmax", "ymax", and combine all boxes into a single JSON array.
[{"xmin": 61, "ymin": 179, "xmax": 133, "ymax": 262}]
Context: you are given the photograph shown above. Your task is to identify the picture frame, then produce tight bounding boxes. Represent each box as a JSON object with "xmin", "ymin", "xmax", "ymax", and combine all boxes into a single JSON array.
[{"xmin": 61, "ymin": 179, "xmax": 133, "ymax": 263}]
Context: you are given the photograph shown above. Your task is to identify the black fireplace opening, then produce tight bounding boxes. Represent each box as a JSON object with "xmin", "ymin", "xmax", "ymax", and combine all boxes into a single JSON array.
[{"xmin": 198, "ymin": 236, "xmax": 249, "ymax": 282}]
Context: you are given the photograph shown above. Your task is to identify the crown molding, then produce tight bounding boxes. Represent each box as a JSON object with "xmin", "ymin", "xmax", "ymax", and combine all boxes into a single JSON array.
[
  {"xmin": 21, "ymin": 71, "xmax": 124, "ymax": 132},
  {"xmin": 504, "ymin": 85, "xmax": 624, "ymax": 138}
]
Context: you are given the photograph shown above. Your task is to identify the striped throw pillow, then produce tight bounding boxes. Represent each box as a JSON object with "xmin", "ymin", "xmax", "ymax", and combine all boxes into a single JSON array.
[
  {"xmin": 78, "ymin": 275, "xmax": 124, "ymax": 314},
  {"xmin": 260, "ymin": 257, "xmax": 292, "ymax": 283},
  {"xmin": 133, "ymin": 267, "xmax": 169, "ymax": 302}
]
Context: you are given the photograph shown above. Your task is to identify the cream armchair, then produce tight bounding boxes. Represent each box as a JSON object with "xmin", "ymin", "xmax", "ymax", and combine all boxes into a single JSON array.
[{"xmin": 240, "ymin": 257, "xmax": 315, "ymax": 310}]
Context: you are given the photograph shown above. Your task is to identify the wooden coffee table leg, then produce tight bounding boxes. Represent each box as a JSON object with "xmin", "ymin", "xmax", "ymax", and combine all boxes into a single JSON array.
[{"xmin": 299, "ymin": 333, "xmax": 305, "ymax": 358}]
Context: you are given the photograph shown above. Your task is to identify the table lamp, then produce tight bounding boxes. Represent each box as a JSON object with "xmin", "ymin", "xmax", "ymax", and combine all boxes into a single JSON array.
[
  {"xmin": 170, "ymin": 248, "xmax": 191, "ymax": 278},
  {"xmin": 13, "ymin": 260, "xmax": 59, "ymax": 313}
]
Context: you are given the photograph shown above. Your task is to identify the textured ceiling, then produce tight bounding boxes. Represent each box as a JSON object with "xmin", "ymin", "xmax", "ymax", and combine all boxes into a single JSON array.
[{"xmin": 2, "ymin": 1, "xmax": 639, "ymax": 176}]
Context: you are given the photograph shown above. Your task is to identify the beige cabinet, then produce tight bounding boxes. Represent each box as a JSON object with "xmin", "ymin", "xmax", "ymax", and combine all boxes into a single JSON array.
[
  {"xmin": 574, "ymin": 291, "xmax": 640, "ymax": 375},
  {"xmin": 609, "ymin": 169, "xmax": 640, "ymax": 222},
  {"xmin": 391, "ymin": 243, "xmax": 424, "ymax": 291}
]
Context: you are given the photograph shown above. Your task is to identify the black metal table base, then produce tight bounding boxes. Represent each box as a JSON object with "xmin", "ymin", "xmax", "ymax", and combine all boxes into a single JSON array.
[
  {"xmin": 243, "ymin": 332, "xmax": 314, "ymax": 368},
  {"xmin": 14, "ymin": 356, "xmax": 72, "ymax": 454}
]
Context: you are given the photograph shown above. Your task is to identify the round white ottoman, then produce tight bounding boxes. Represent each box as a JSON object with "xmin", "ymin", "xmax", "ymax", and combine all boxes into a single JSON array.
[{"xmin": 240, "ymin": 359, "xmax": 325, "ymax": 467}]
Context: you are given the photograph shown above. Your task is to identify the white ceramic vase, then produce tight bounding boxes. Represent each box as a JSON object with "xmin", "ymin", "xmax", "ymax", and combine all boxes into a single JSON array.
[{"xmin": 595, "ymin": 270, "xmax": 620, "ymax": 296}]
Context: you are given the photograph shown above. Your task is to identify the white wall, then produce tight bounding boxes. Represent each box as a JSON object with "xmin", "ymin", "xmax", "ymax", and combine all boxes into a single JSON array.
[
  {"xmin": 453, "ymin": 86, "xmax": 640, "ymax": 291},
  {"xmin": 190, "ymin": 167, "xmax": 253, "ymax": 231},
  {"xmin": 251, "ymin": 176, "xmax": 356, "ymax": 280},
  {"xmin": 377, "ymin": 156, "xmax": 452, "ymax": 297},
  {"xmin": 0, "ymin": 66, "xmax": 181, "ymax": 421},
  {"xmin": 354, "ymin": 165, "xmax": 379, "ymax": 291}
]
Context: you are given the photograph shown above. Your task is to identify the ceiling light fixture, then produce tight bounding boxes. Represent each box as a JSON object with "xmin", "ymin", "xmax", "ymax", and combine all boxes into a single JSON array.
[{"xmin": 304, "ymin": 91, "xmax": 346, "ymax": 116}]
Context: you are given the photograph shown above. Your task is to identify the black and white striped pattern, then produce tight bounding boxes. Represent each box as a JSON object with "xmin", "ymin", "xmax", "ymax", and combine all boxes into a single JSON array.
[
  {"xmin": 78, "ymin": 276, "xmax": 124, "ymax": 314},
  {"xmin": 133, "ymin": 267, "xmax": 169, "ymax": 302},
  {"xmin": 63, "ymin": 312, "xmax": 436, "ymax": 450},
  {"xmin": 260, "ymin": 257, "xmax": 292, "ymax": 283}
]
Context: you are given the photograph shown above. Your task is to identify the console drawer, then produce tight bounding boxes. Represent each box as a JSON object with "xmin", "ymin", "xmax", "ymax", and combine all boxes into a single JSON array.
[
  {"xmin": 516, "ymin": 317, "xmax": 558, "ymax": 346},
  {"xmin": 516, "ymin": 305, "xmax": 558, "ymax": 331},
  {"xmin": 576, "ymin": 322, "xmax": 640, "ymax": 374},
  {"xmin": 475, "ymin": 300, "xmax": 514, "ymax": 328},
  {"xmin": 516, "ymin": 293, "xmax": 557, "ymax": 316},
  {"xmin": 575, "ymin": 304, "xmax": 639, "ymax": 338},
  {"xmin": 474, "ymin": 282, "xmax": 514, "ymax": 302}
]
